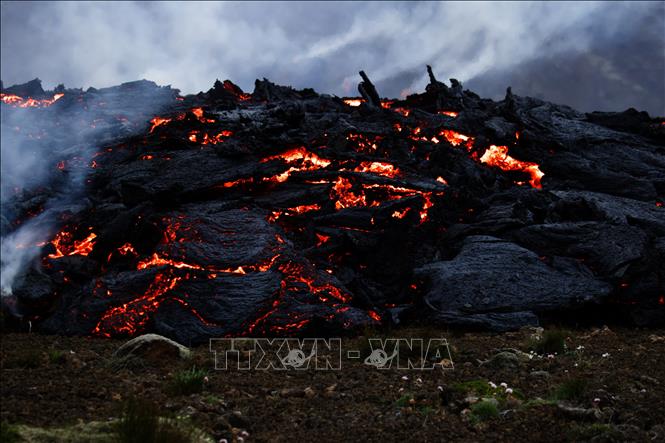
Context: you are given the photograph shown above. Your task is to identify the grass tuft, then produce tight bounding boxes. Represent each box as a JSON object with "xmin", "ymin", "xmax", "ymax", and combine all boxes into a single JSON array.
[
  {"xmin": 48, "ymin": 350, "xmax": 66, "ymax": 365},
  {"xmin": 169, "ymin": 367, "xmax": 207, "ymax": 396},
  {"xmin": 115, "ymin": 397, "xmax": 193, "ymax": 443},
  {"xmin": 553, "ymin": 378, "xmax": 589, "ymax": 402},
  {"xmin": 0, "ymin": 422, "xmax": 21, "ymax": 443},
  {"xmin": 470, "ymin": 399, "xmax": 499, "ymax": 422},
  {"xmin": 528, "ymin": 329, "xmax": 568, "ymax": 355}
]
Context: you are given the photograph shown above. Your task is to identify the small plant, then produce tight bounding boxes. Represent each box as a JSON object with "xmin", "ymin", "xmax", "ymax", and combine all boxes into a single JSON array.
[
  {"xmin": 395, "ymin": 393, "xmax": 414, "ymax": 408},
  {"xmin": 48, "ymin": 350, "xmax": 66, "ymax": 365},
  {"xmin": 451, "ymin": 379, "xmax": 495, "ymax": 397},
  {"xmin": 203, "ymin": 394, "xmax": 222, "ymax": 405},
  {"xmin": 554, "ymin": 378, "xmax": 588, "ymax": 402},
  {"xmin": 0, "ymin": 422, "xmax": 21, "ymax": 443},
  {"xmin": 529, "ymin": 329, "xmax": 568, "ymax": 355},
  {"xmin": 452, "ymin": 379, "xmax": 524, "ymax": 403},
  {"xmin": 115, "ymin": 397, "xmax": 192, "ymax": 443},
  {"xmin": 169, "ymin": 367, "xmax": 207, "ymax": 395},
  {"xmin": 470, "ymin": 399, "xmax": 499, "ymax": 422}
]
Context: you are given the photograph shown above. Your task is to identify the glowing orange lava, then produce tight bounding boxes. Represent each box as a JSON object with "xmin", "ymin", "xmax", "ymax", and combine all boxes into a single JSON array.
[
  {"xmin": 343, "ymin": 98, "xmax": 364, "ymax": 107},
  {"xmin": 479, "ymin": 145, "xmax": 544, "ymax": 189},
  {"xmin": 149, "ymin": 117, "xmax": 171, "ymax": 133},
  {"xmin": 1, "ymin": 93, "xmax": 64, "ymax": 108},
  {"xmin": 48, "ymin": 231, "xmax": 97, "ymax": 259},
  {"xmin": 352, "ymin": 161, "xmax": 401, "ymax": 178}
]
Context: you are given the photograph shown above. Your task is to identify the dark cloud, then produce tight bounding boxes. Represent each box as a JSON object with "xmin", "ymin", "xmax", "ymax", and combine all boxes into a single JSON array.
[{"xmin": 1, "ymin": 1, "xmax": 663, "ymax": 114}]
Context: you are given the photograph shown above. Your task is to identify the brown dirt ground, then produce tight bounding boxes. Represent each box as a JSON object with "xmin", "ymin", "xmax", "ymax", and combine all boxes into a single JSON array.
[{"xmin": 2, "ymin": 326, "xmax": 665, "ymax": 442}]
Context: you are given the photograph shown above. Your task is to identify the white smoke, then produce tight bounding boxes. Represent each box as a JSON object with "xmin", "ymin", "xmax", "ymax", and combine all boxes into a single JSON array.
[
  {"xmin": 0, "ymin": 82, "xmax": 174, "ymax": 293},
  {"xmin": 1, "ymin": 2, "xmax": 662, "ymax": 113}
]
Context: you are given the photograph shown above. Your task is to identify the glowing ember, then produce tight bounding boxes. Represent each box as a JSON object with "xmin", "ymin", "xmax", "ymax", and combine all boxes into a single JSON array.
[
  {"xmin": 191, "ymin": 107, "xmax": 215, "ymax": 123},
  {"xmin": 438, "ymin": 111, "xmax": 458, "ymax": 117},
  {"xmin": 149, "ymin": 117, "xmax": 171, "ymax": 133},
  {"xmin": 439, "ymin": 129, "xmax": 474, "ymax": 149},
  {"xmin": 315, "ymin": 233, "xmax": 330, "ymax": 246},
  {"xmin": 107, "ymin": 243, "xmax": 138, "ymax": 262},
  {"xmin": 1, "ymin": 92, "xmax": 64, "ymax": 108},
  {"xmin": 92, "ymin": 271, "xmax": 182, "ymax": 337},
  {"xmin": 48, "ymin": 231, "xmax": 97, "ymax": 259},
  {"xmin": 189, "ymin": 130, "xmax": 234, "ymax": 145},
  {"xmin": 343, "ymin": 98, "xmax": 364, "ymax": 107},
  {"xmin": 367, "ymin": 310, "xmax": 381, "ymax": 321},
  {"xmin": 352, "ymin": 161, "xmax": 401, "ymax": 178},
  {"xmin": 479, "ymin": 145, "xmax": 544, "ymax": 189},
  {"xmin": 331, "ymin": 177, "xmax": 366, "ymax": 210},
  {"xmin": 270, "ymin": 204, "xmax": 322, "ymax": 221},
  {"xmin": 392, "ymin": 207, "xmax": 411, "ymax": 219},
  {"xmin": 288, "ymin": 204, "xmax": 321, "ymax": 214},
  {"xmin": 261, "ymin": 147, "xmax": 331, "ymax": 183},
  {"xmin": 346, "ymin": 133, "xmax": 382, "ymax": 153},
  {"xmin": 278, "ymin": 261, "xmax": 351, "ymax": 303},
  {"xmin": 393, "ymin": 107, "xmax": 410, "ymax": 117},
  {"xmin": 419, "ymin": 192, "xmax": 434, "ymax": 222}
]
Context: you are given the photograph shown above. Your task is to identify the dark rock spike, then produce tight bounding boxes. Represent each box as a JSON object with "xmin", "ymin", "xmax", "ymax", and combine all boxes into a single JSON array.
[{"xmin": 358, "ymin": 70, "xmax": 381, "ymax": 108}]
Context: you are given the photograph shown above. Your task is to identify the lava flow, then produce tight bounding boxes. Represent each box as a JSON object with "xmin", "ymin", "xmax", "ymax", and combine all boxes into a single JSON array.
[
  {"xmin": 1, "ymin": 92, "xmax": 64, "ymax": 108},
  {"xmin": 47, "ymin": 231, "xmax": 97, "ymax": 259},
  {"xmin": 480, "ymin": 144, "xmax": 544, "ymax": 189}
]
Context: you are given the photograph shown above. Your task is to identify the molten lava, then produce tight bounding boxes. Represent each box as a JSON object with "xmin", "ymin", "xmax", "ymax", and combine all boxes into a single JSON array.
[
  {"xmin": 47, "ymin": 231, "xmax": 97, "ymax": 259},
  {"xmin": 1, "ymin": 92, "xmax": 64, "ymax": 108},
  {"xmin": 343, "ymin": 98, "xmax": 364, "ymax": 107},
  {"xmin": 149, "ymin": 117, "xmax": 171, "ymax": 133},
  {"xmin": 479, "ymin": 145, "xmax": 544, "ymax": 189},
  {"xmin": 438, "ymin": 129, "xmax": 474, "ymax": 149},
  {"xmin": 352, "ymin": 161, "xmax": 401, "ymax": 178}
]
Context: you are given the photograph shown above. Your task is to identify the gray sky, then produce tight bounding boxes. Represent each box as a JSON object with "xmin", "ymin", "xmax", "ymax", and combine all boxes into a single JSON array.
[{"xmin": 1, "ymin": 1, "xmax": 664, "ymax": 114}]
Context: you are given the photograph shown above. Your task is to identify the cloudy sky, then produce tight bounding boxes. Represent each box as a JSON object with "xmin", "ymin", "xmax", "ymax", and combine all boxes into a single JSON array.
[{"xmin": 1, "ymin": 1, "xmax": 664, "ymax": 114}]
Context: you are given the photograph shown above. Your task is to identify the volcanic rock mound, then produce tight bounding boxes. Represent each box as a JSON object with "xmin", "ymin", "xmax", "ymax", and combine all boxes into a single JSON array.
[{"xmin": 1, "ymin": 69, "xmax": 664, "ymax": 343}]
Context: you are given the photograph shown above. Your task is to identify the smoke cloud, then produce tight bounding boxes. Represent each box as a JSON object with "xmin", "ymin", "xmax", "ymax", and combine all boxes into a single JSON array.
[
  {"xmin": 0, "ymin": 81, "xmax": 175, "ymax": 293},
  {"xmin": 1, "ymin": 1, "xmax": 663, "ymax": 114}
]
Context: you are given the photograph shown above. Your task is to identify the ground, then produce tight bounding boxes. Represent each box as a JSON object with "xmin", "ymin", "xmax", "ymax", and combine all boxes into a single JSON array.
[{"xmin": 1, "ymin": 326, "xmax": 664, "ymax": 442}]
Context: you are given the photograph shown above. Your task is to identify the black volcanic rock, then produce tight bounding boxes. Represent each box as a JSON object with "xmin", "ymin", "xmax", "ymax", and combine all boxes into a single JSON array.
[
  {"xmin": 1, "ymin": 78, "xmax": 45, "ymax": 97},
  {"xmin": 415, "ymin": 236, "xmax": 612, "ymax": 330}
]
